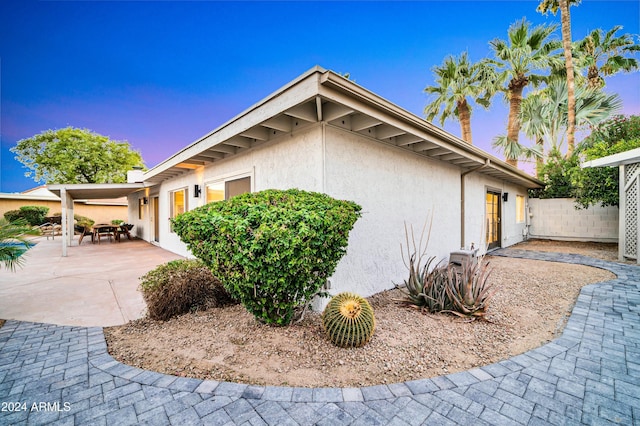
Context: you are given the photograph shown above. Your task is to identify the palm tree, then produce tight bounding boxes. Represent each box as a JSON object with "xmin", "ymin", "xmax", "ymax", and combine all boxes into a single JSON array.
[
  {"xmin": 492, "ymin": 135, "xmax": 543, "ymax": 169},
  {"xmin": 424, "ymin": 52, "xmax": 499, "ymax": 144},
  {"xmin": 489, "ymin": 19, "xmax": 562, "ymax": 166},
  {"xmin": 575, "ymin": 25, "xmax": 640, "ymax": 89},
  {"xmin": 519, "ymin": 78, "xmax": 622, "ymax": 175},
  {"xmin": 537, "ymin": 0, "xmax": 581, "ymax": 156},
  {"xmin": 0, "ymin": 218, "xmax": 38, "ymax": 271}
]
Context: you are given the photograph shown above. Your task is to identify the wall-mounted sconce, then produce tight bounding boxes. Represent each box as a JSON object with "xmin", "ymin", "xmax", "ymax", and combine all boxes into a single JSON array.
[
  {"xmin": 502, "ymin": 193, "xmax": 509, "ymax": 202},
  {"xmin": 194, "ymin": 184, "xmax": 202, "ymax": 198},
  {"xmin": 143, "ymin": 197, "xmax": 149, "ymax": 205}
]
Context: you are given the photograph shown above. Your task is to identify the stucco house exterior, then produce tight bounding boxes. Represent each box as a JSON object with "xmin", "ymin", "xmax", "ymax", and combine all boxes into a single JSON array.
[{"xmin": 50, "ymin": 66, "xmax": 542, "ymax": 299}]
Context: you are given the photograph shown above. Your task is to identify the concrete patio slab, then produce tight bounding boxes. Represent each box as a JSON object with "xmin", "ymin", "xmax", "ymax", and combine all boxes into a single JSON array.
[{"xmin": 0, "ymin": 236, "xmax": 183, "ymax": 327}]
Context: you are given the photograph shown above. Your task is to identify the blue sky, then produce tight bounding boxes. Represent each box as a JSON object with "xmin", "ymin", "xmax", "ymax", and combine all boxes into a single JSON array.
[{"xmin": 1, "ymin": 0, "xmax": 638, "ymax": 193}]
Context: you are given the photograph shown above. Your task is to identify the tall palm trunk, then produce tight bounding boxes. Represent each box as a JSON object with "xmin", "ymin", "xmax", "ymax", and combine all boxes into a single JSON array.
[
  {"xmin": 560, "ymin": 0, "xmax": 576, "ymax": 156},
  {"xmin": 506, "ymin": 80, "xmax": 526, "ymax": 167},
  {"xmin": 457, "ymin": 99, "xmax": 473, "ymax": 144},
  {"xmin": 535, "ymin": 138, "xmax": 545, "ymax": 177}
]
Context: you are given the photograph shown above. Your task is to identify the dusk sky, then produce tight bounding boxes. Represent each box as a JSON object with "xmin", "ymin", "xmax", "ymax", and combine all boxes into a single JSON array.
[{"xmin": 1, "ymin": 0, "xmax": 638, "ymax": 193}]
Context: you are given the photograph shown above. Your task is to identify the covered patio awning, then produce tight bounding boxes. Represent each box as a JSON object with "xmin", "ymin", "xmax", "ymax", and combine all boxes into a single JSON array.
[
  {"xmin": 582, "ymin": 148, "xmax": 640, "ymax": 263},
  {"xmin": 47, "ymin": 183, "xmax": 149, "ymax": 256}
]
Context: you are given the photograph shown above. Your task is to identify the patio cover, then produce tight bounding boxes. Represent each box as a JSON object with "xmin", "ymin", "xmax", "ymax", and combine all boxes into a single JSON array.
[
  {"xmin": 582, "ymin": 148, "xmax": 640, "ymax": 263},
  {"xmin": 47, "ymin": 183, "xmax": 147, "ymax": 256}
]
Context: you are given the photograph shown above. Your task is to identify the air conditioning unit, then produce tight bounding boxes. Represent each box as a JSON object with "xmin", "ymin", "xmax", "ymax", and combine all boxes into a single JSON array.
[{"xmin": 449, "ymin": 249, "xmax": 479, "ymax": 267}]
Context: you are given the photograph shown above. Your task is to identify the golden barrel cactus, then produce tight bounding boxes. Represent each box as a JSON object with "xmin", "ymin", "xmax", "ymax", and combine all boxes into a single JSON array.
[{"xmin": 322, "ymin": 292, "xmax": 375, "ymax": 348}]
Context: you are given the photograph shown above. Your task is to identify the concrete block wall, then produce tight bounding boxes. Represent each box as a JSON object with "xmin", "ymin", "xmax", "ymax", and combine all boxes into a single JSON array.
[{"xmin": 528, "ymin": 198, "xmax": 618, "ymax": 242}]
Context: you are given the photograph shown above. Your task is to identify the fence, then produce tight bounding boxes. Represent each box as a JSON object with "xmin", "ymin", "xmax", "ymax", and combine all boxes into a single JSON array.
[{"xmin": 528, "ymin": 198, "xmax": 618, "ymax": 243}]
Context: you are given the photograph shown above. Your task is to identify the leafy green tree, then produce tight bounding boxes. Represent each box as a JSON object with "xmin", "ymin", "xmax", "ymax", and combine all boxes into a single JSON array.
[
  {"xmin": 530, "ymin": 147, "xmax": 579, "ymax": 198},
  {"xmin": 424, "ymin": 52, "xmax": 499, "ymax": 144},
  {"xmin": 489, "ymin": 19, "xmax": 562, "ymax": 166},
  {"xmin": 537, "ymin": 0, "xmax": 581, "ymax": 155},
  {"xmin": 0, "ymin": 218, "xmax": 39, "ymax": 271},
  {"xmin": 10, "ymin": 127, "xmax": 146, "ymax": 184},
  {"xmin": 531, "ymin": 115, "xmax": 640, "ymax": 208},
  {"xmin": 575, "ymin": 25, "xmax": 640, "ymax": 89},
  {"xmin": 574, "ymin": 138, "xmax": 640, "ymax": 208}
]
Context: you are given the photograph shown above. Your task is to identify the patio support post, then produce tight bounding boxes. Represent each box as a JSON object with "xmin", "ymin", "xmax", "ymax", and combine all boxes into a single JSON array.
[
  {"xmin": 60, "ymin": 188, "xmax": 74, "ymax": 257},
  {"xmin": 619, "ymin": 164, "xmax": 626, "ymax": 262},
  {"xmin": 61, "ymin": 188, "xmax": 68, "ymax": 257}
]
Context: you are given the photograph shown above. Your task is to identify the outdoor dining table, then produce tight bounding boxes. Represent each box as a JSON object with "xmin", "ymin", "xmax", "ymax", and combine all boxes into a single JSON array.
[{"xmin": 91, "ymin": 224, "xmax": 131, "ymax": 244}]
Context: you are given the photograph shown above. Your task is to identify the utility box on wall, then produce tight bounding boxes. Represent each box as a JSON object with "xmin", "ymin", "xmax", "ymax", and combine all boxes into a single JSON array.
[{"xmin": 449, "ymin": 249, "xmax": 479, "ymax": 267}]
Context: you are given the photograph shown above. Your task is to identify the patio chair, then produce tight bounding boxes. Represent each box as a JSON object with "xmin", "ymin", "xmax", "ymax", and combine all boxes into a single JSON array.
[
  {"xmin": 115, "ymin": 224, "xmax": 134, "ymax": 241},
  {"xmin": 75, "ymin": 225, "xmax": 94, "ymax": 245}
]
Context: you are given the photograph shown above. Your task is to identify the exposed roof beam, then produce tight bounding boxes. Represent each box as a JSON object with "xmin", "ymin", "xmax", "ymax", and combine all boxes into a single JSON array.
[
  {"xmin": 225, "ymin": 136, "xmax": 253, "ymax": 148},
  {"xmin": 209, "ymin": 144, "xmax": 236, "ymax": 155},
  {"xmin": 261, "ymin": 115, "xmax": 292, "ymax": 132},
  {"xmin": 323, "ymin": 102, "xmax": 354, "ymax": 122},
  {"xmin": 240, "ymin": 126, "xmax": 270, "ymax": 141},
  {"xmin": 396, "ymin": 134, "xmax": 424, "ymax": 146},
  {"xmin": 351, "ymin": 114, "xmax": 382, "ymax": 132},
  {"xmin": 193, "ymin": 151, "xmax": 225, "ymax": 160},
  {"xmin": 412, "ymin": 141, "xmax": 440, "ymax": 152},
  {"xmin": 426, "ymin": 148, "xmax": 453, "ymax": 157},
  {"xmin": 285, "ymin": 102, "xmax": 317, "ymax": 122},
  {"xmin": 376, "ymin": 125, "xmax": 405, "ymax": 140},
  {"xmin": 439, "ymin": 153, "xmax": 465, "ymax": 161}
]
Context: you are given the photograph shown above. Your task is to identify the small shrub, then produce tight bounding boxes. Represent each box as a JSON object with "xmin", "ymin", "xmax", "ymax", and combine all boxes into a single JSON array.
[
  {"xmin": 322, "ymin": 292, "xmax": 375, "ymax": 348},
  {"xmin": 111, "ymin": 219, "xmax": 124, "ymax": 225},
  {"xmin": 139, "ymin": 259, "xmax": 235, "ymax": 321},
  {"xmin": 171, "ymin": 188, "xmax": 362, "ymax": 326},
  {"xmin": 3, "ymin": 206, "xmax": 49, "ymax": 226}
]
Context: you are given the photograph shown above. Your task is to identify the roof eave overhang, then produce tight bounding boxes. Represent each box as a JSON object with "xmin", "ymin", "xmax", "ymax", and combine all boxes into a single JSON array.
[{"xmin": 142, "ymin": 66, "xmax": 543, "ymax": 190}]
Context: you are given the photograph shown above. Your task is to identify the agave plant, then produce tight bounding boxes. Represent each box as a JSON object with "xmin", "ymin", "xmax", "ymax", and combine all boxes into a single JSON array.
[{"xmin": 445, "ymin": 260, "xmax": 494, "ymax": 318}]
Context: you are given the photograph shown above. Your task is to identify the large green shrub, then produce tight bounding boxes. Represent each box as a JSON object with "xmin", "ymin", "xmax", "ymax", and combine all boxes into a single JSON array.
[
  {"xmin": 3, "ymin": 206, "xmax": 49, "ymax": 226},
  {"xmin": 49, "ymin": 212, "xmax": 95, "ymax": 228},
  {"xmin": 139, "ymin": 259, "xmax": 235, "ymax": 321},
  {"xmin": 171, "ymin": 189, "xmax": 362, "ymax": 326}
]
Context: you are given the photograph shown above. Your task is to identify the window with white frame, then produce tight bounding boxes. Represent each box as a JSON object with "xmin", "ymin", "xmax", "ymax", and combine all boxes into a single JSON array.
[
  {"xmin": 516, "ymin": 195, "xmax": 525, "ymax": 223},
  {"xmin": 206, "ymin": 176, "xmax": 251, "ymax": 202},
  {"xmin": 170, "ymin": 188, "xmax": 188, "ymax": 231}
]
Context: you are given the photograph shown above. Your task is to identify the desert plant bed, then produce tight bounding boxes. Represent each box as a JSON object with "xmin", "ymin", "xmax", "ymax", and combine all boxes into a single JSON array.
[{"xmin": 104, "ymin": 254, "xmax": 614, "ymax": 388}]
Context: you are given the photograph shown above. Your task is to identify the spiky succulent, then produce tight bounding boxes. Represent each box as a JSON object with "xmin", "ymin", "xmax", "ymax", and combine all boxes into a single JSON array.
[{"xmin": 322, "ymin": 292, "xmax": 375, "ymax": 348}]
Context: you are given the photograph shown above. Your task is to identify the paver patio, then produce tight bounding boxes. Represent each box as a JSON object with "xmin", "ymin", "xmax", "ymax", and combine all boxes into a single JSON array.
[{"xmin": 0, "ymin": 245, "xmax": 639, "ymax": 424}]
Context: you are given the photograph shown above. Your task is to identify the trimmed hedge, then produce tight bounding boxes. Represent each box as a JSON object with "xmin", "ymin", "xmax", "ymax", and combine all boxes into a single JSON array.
[
  {"xmin": 4, "ymin": 206, "xmax": 49, "ymax": 226},
  {"xmin": 171, "ymin": 189, "xmax": 362, "ymax": 326}
]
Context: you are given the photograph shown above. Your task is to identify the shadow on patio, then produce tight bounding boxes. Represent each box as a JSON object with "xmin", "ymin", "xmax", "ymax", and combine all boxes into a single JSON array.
[{"xmin": 0, "ymin": 236, "xmax": 183, "ymax": 327}]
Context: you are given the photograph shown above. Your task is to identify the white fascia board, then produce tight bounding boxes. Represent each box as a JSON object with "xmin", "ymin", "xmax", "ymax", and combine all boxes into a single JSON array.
[
  {"xmin": 582, "ymin": 147, "xmax": 640, "ymax": 168},
  {"xmin": 143, "ymin": 66, "xmax": 326, "ymax": 182}
]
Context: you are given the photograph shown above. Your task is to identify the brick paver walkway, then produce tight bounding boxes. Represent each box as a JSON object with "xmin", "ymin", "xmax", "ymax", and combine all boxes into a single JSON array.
[{"xmin": 1, "ymin": 249, "xmax": 638, "ymax": 425}]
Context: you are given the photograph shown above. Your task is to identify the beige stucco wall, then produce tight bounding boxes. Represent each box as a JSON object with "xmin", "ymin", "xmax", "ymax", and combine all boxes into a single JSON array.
[
  {"xmin": 323, "ymin": 124, "xmax": 461, "ymax": 298},
  {"xmin": 0, "ymin": 199, "xmax": 127, "ymax": 225}
]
